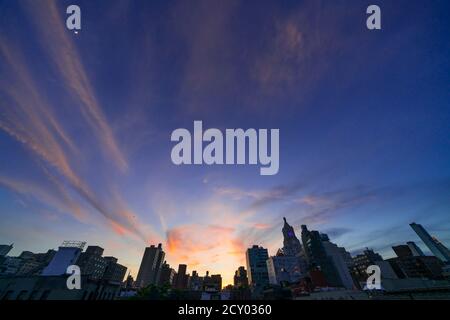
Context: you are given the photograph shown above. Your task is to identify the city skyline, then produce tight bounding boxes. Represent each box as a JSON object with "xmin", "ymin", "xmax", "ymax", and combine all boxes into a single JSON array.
[
  {"xmin": 1, "ymin": 219, "xmax": 448, "ymax": 287},
  {"xmin": 1, "ymin": 0, "xmax": 450, "ymax": 288}
]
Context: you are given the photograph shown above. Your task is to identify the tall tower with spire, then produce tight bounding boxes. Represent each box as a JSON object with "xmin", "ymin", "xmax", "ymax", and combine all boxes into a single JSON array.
[{"xmin": 282, "ymin": 217, "xmax": 303, "ymax": 256}]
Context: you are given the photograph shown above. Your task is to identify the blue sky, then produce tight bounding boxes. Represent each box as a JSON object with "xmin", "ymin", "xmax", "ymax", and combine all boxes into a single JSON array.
[{"xmin": 1, "ymin": 0, "xmax": 450, "ymax": 285}]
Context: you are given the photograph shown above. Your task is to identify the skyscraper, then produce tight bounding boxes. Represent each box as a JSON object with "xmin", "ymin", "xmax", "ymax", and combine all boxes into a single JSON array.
[
  {"xmin": 410, "ymin": 223, "xmax": 450, "ymax": 262},
  {"xmin": 301, "ymin": 225, "xmax": 343, "ymax": 287},
  {"xmin": 174, "ymin": 264, "xmax": 188, "ymax": 289},
  {"xmin": 245, "ymin": 245, "xmax": 269, "ymax": 290},
  {"xmin": 278, "ymin": 218, "xmax": 307, "ymax": 280},
  {"xmin": 282, "ymin": 217, "xmax": 302, "ymax": 256},
  {"xmin": 136, "ymin": 243, "xmax": 165, "ymax": 288}
]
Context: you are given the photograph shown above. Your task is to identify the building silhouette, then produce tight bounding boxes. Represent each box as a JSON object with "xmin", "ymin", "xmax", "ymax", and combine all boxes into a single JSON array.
[
  {"xmin": 188, "ymin": 270, "xmax": 203, "ymax": 290},
  {"xmin": 233, "ymin": 266, "xmax": 249, "ymax": 288},
  {"xmin": 282, "ymin": 217, "xmax": 302, "ymax": 256},
  {"xmin": 103, "ymin": 256, "xmax": 127, "ymax": 283},
  {"xmin": 246, "ymin": 245, "xmax": 269, "ymax": 294},
  {"xmin": 0, "ymin": 244, "xmax": 13, "ymax": 257},
  {"xmin": 173, "ymin": 264, "xmax": 188, "ymax": 289},
  {"xmin": 0, "ymin": 241, "xmax": 126, "ymax": 300},
  {"xmin": 407, "ymin": 241, "xmax": 425, "ymax": 257},
  {"xmin": 410, "ymin": 223, "xmax": 450, "ymax": 262},
  {"xmin": 124, "ymin": 273, "xmax": 135, "ymax": 289},
  {"xmin": 321, "ymin": 234, "xmax": 354, "ymax": 289},
  {"xmin": 158, "ymin": 261, "xmax": 176, "ymax": 286},
  {"xmin": 136, "ymin": 243, "xmax": 165, "ymax": 288},
  {"xmin": 388, "ymin": 244, "xmax": 444, "ymax": 280},
  {"xmin": 203, "ymin": 271, "xmax": 222, "ymax": 291},
  {"xmin": 0, "ymin": 274, "xmax": 121, "ymax": 300},
  {"xmin": 266, "ymin": 251, "xmax": 301, "ymax": 285},
  {"xmin": 268, "ymin": 218, "xmax": 307, "ymax": 285},
  {"xmin": 77, "ymin": 246, "xmax": 107, "ymax": 280},
  {"xmin": 301, "ymin": 225, "xmax": 342, "ymax": 287},
  {"xmin": 16, "ymin": 250, "xmax": 56, "ymax": 276},
  {"xmin": 351, "ymin": 248, "xmax": 383, "ymax": 283},
  {"xmin": 392, "ymin": 244, "xmax": 414, "ymax": 258}
]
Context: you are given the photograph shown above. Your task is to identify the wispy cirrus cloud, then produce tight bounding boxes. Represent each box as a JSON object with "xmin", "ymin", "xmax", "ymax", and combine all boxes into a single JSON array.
[
  {"xmin": 22, "ymin": 0, "xmax": 128, "ymax": 172},
  {"xmin": 322, "ymin": 227, "xmax": 353, "ymax": 239},
  {"xmin": 0, "ymin": 175, "xmax": 89, "ymax": 222},
  {"xmin": 214, "ymin": 179, "xmax": 306, "ymax": 210},
  {"xmin": 0, "ymin": 35, "xmax": 81, "ymax": 184},
  {"xmin": 214, "ymin": 181, "xmax": 376, "ymax": 234},
  {"xmin": 168, "ymin": 0, "xmax": 361, "ymax": 117},
  {"xmin": 215, "ymin": 177, "xmax": 450, "ymax": 256},
  {"xmin": 0, "ymin": 1, "xmax": 154, "ymax": 243}
]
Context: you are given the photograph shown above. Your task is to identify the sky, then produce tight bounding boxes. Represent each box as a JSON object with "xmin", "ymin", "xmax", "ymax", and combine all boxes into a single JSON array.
[{"xmin": 0, "ymin": 0, "xmax": 450, "ymax": 286}]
